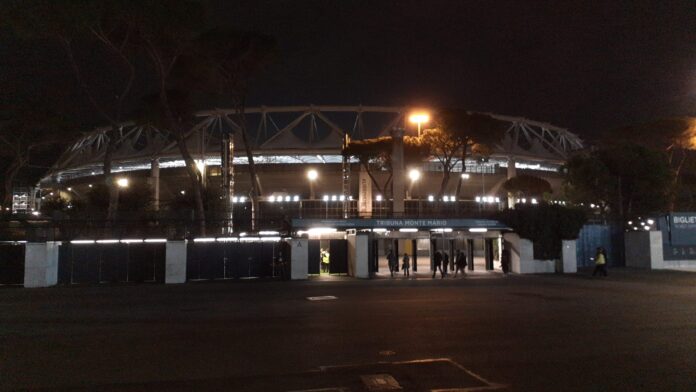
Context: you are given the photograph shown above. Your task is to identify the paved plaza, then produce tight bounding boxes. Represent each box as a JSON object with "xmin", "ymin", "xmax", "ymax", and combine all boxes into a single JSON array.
[{"xmin": 1, "ymin": 268, "xmax": 696, "ymax": 391}]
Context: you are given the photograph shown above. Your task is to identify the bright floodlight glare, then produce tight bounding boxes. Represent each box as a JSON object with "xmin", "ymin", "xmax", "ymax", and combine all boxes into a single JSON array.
[
  {"xmin": 409, "ymin": 113, "xmax": 430, "ymax": 124},
  {"xmin": 307, "ymin": 169, "xmax": 318, "ymax": 181},
  {"xmin": 461, "ymin": 173, "xmax": 470, "ymax": 180},
  {"xmin": 195, "ymin": 160, "xmax": 206, "ymax": 174},
  {"xmin": 409, "ymin": 169, "xmax": 421, "ymax": 182},
  {"xmin": 116, "ymin": 178, "xmax": 129, "ymax": 188}
]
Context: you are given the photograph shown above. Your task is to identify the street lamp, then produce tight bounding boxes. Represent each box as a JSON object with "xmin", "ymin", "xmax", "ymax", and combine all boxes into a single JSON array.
[
  {"xmin": 409, "ymin": 112, "xmax": 430, "ymax": 137},
  {"xmin": 307, "ymin": 169, "xmax": 318, "ymax": 199}
]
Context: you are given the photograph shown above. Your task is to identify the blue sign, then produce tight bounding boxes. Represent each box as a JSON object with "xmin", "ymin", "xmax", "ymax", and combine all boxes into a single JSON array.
[{"xmin": 668, "ymin": 213, "xmax": 696, "ymax": 246}]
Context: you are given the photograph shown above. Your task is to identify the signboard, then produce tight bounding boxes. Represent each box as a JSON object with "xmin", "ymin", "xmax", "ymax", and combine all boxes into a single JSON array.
[
  {"xmin": 661, "ymin": 213, "xmax": 696, "ymax": 260},
  {"xmin": 292, "ymin": 218, "xmax": 509, "ymax": 230},
  {"xmin": 669, "ymin": 213, "xmax": 696, "ymax": 246}
]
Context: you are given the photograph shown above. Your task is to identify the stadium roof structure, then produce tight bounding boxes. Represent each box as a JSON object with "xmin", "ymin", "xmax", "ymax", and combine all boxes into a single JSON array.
[{"xmin": 43, "ymin": 105, "xmax": 584, "ymax": 184}]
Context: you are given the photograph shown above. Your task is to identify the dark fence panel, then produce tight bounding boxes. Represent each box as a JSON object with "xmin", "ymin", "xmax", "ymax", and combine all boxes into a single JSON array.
[
  {"xmin": 329, "ymin": 239, "xmax": 348, "ymax": 274},
  {"xmin": 0, "ymin": 243, "xmax": 25, "ymax": 285},
  {"xmin": 100, "ymin": 244, "xmax": 129, "ymax": 283},
  {"xmin": 187, "ymin": 241, "xmax": 281, "ymax": 281},
  {"xmin": 576, "ymin": 223, "xmax": 624, "ymax": 267},
  {"xmin": 308, "ymin": 240, "xmax": 321, "ymax": 275},
  {"xmin": 59, "ymin": 243, "xmax": 166, "ymax": 285},
  {"xmin": 128, "ymin": 243, "xmax": 166, "ymax": 282}
]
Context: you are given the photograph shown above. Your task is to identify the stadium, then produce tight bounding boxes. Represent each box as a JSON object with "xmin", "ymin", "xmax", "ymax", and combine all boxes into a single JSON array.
[{"xmin": 40, "ymin": 104, "xmax": 584, "ymax": 217}]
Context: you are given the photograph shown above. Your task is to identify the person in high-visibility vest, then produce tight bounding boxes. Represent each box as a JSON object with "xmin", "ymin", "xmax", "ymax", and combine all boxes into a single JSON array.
[
  {"xmin": 321, "ymin": 249, "xmax": 330, "ymax": 273},
  {"xmin": 592, "ymin": 247, "xmax": 608, "ymax": 276}
]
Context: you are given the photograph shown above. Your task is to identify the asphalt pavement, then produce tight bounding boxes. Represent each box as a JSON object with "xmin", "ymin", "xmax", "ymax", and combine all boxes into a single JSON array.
[{"xmin": 1, "ymin": 268, "xmax": 695, "ymax": 391}]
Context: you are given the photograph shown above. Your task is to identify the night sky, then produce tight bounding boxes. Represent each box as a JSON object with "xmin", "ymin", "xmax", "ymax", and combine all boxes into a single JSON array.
[{"xmin": 213, "ymin": 0, "xmax": 696, "ymax": 138}]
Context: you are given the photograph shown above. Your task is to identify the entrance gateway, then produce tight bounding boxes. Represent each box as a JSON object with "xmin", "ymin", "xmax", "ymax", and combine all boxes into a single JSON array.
[{"xmin": 291, "ymin": 218, "xmax": 510, "ymax": 278}]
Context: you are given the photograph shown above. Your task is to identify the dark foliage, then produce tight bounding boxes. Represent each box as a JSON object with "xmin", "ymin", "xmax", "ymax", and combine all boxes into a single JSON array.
[{"xmin": 497, "ymin": 204, "xmax": 586, "ymax": 260}]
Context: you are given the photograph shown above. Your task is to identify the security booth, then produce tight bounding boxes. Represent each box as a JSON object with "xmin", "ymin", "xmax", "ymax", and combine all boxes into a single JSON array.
[{"xmin": 291, "ymin": 218, "xmax": 510, "ymax": 279}]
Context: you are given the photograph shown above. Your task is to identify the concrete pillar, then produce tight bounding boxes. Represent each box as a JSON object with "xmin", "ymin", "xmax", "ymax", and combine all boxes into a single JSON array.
[
  {"xmin": 290, "ymin": 238, "xmax": 308, "ymax": 280},
  {"xmin": 165, "ymin": 240, "xmax": 187, "ymax": 284},
  {"xmin": 24, "ymin": 242, "xmax": 59, "ymax": 288},
  {"xmin": 358, "ymin": 166, "xmax": 372, "ymax": 218},
  {"xmin": 347, "ymin": 233, "xmax": 370, "ymax": 278},
  {"xmin": 150, "ymin": 159, "xmax": 160, "ymax": 212},
  {"xmin": 504, "ymin": 233, "xmax": 534, "ymax": 274},
  {"xmin": 561, "ymin": 239, "xmax": 577, "ymax": 273},
  {"xmin": 391, "ymin": 128, "xmax": 405, "ymax": 216},
  {"xmin": 625, "ymin": 231, "xmax": 664, "ymax": 269}
]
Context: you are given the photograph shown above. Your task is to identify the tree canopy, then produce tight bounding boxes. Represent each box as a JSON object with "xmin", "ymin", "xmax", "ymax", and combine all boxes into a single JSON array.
[
  {"xmin": 564, "ymin": 143, "xmax": 674, "ymax": 218},
  {"xmin": 423, "ymin": 109, "xmax": 509, "ymax": 197}
]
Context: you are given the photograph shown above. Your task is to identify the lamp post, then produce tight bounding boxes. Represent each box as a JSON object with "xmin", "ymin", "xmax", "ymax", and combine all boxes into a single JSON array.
[
  {"xmin": 409, "ymin": 168, "xmax": 421, "ymax": 216},
  {"xmin": 307, "ymin": 169, "xmax": 318, "ymax": 200},
  {"xmin": 409, "ymin": 112, "xmax": 430, "ymax": 138}
]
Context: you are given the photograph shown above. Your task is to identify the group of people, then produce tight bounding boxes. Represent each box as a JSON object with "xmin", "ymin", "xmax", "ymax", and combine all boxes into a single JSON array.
[
  {"xmin": 386, "ymin": 249, "xmax": 472, "ymax": 278},
  {"xmin": 431, "ymin": 250, "xmax": 471, "ymax": 278},
  {"xmin": 384, "ymin": 244, "xmax": 609, "ymax": 278},
  {"xmin": 386, "ymin": 250, "xmax": 411, "ymax": 278}
]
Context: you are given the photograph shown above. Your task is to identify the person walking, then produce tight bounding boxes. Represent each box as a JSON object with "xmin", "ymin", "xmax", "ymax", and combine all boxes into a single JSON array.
[
  {"xmin": 387, "ymin": 249, "xmax": 397, "ymax": 278},
  {"xmin": 402, "ymin": 253, "xmax": 410, "ymax": 277},
  {"xmin": 320, "ymin": 249, "xmax": 330, "ymax": 273},
  {"xmin": 592, "ymin": 247, "xmax": 608, "ymax": 276},
  {"xmin": 442, "ymin": 252, "xmax": 450, "ymax": 277},
  {"xmin": 501, "ymin": 244, "xmax": 511, "ymax": 275},
  {"xmin": 432, "ymin": 251, "xmax": 444, "ymax": 279},
  {"xmin": 454, "ymin": 250, "xmax": 467, "ymax": 277}
]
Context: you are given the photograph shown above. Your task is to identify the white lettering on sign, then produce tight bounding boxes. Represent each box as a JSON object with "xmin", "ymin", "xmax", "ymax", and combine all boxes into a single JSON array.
[
  {"xmin": 673, "ymin": 216, "xmax": 696, "ymax": 224},
  {"xmin": 375, "ymin": 219, "xmax": 448, "ymax": 227}
]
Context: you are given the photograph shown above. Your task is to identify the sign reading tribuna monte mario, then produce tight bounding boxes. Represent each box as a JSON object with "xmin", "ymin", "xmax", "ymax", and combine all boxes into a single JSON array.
[{"xmin": 291, "ymin": 218, "xmax": 509, "ymax": 229}]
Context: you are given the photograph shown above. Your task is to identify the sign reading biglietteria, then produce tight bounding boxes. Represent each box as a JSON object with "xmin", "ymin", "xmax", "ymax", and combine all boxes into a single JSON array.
[
  {"xmin": 669, "ymin": 213, "xmax": 696, "ymax": 246},
  {"xmin": 291, "ymin": 218, "xmax": 509, "ymax": 229}
]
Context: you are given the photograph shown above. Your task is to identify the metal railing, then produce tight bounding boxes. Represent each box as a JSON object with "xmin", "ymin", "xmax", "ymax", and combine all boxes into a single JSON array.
[{"xmin": 0, "ymin": 198, "xmax": 504, "ymax": 240}]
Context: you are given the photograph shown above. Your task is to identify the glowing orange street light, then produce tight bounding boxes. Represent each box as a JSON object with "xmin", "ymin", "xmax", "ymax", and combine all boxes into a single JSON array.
[
  {"xmin": 307, "ymin": 169, "xmax": 318, "ymax": 199},
  {"xmin": 409, "ymin": 112, "xmax": 430, "ymax": 137}
]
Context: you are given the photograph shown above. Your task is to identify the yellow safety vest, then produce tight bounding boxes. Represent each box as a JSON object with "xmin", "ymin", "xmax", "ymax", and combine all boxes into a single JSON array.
[{"xmin": 596, "ymin": 253, "xmax": 606, "ymax": 265}]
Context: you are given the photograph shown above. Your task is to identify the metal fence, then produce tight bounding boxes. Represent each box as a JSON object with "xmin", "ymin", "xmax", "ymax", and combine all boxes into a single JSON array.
[{"xmin": 0, "ymin": 199, "xmax": 503, "ymax": 240}]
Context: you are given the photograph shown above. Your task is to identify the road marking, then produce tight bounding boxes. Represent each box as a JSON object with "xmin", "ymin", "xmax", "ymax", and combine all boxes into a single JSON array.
[
  {"xmin": 318, "ymin": 358, "xmax": 507, "ymax": 391},
  {"xmin": 307, "ymin": 295, "xmax": 338, "ymax": 301},
  {"xmin": 361, "ymin": 374, "xmax": 402, "ymax": 390}
]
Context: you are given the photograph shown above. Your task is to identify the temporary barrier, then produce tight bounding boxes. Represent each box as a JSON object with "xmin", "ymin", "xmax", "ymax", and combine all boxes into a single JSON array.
[
  {"xmin": 576, "ymin": 224, "xmax": 624, "ymax": 267},
  {"xmin": 328, "ymin": 239, "xmax": 348, "ymax": 274},
  {"xmin": 58, "ymin": 242, "xmax": 165, "ymax": 284},
  {"xmin": 186, "ymin": 241, "xmax": 282, "ymax": 280},
  {"xmin": 0, "ymin": 242, "xmax": 25, "ymax": 285}
]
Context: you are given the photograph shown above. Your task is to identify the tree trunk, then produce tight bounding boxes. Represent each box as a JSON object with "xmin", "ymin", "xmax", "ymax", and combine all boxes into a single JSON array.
[
  {"xmin": 438, "ymin": 167, "xmax": 451, "ymax": 198},
  {"xmin": 362, "ymin": 162, "xmax": 384, "ymax": 196},
  {"xmin": 455, "ymin": 147, "xmax": 467, "ymax": 197},
  {"xmin": 175, "ymin": 132, "xmax": 206, "ymax": 235},
  {"xmin": 104, "ymin": 136, "xmax": 119, "ymax": 221},
  {"xmin": 232, "ymin": 105, "xmax": 262, "ymax": 231},
  {"xmin": 668, "ymin": 149, "xmax": 688, "ymax": 212}
]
